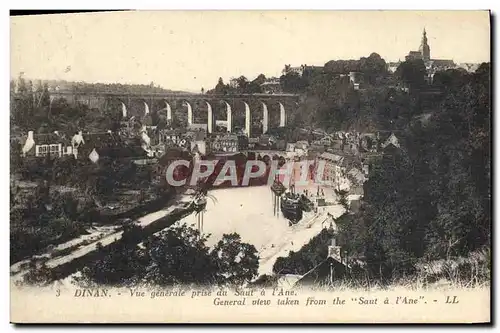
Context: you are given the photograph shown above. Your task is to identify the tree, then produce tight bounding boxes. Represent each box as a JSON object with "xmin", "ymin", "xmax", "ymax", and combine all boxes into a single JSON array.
[
  {"xmin": 280, "ymin": 72, "xmax": 308, "ymax": 93},
  {"xmin": 73, "ymin": 224, "xmax": 260, "ymax": 288},
  {"xmin": 141, "ymin": 224, "xmax": 220, "ymax": 286},
  {"xmin": 360, "ymin": 53, "xmax": 388, "ymax": 85},
  {"xmin": 235, "ymin": 76, "xmax": 250, "ymax": 93},
  {"xmin": 252, "ymin": 74, "xmax": 266, "ymax": 85},
  {"xmin": 214, "ymin": 77, "xmax": 228, "ymax": 95},
  {"xmin": 335, "ymin": 63, "xmax": 491, "ymax": 281},
  {"xmin": 432, "ymin": 69, "xmax": 470, "ymax": 91},
  {"xmin": 282, "ymin": 64, "xmax": 292, "ymax": 75},
  {"xmin": 210, "ymin": 233, "xmax": 259, "ymax": 285},
  {"xmin": 76, "ymin": 241, "xmax": 148, "ymax": 287},
  {"xmin": 11, "ymin": 74, "xmax": 35, "ymax": 129},
  {"xmin": 423, "ymin": 63, "xmax": 490, "ymax": 258},
  {"xmin": 395, "ymin": 59, "xmax": 427, "ymax": 92},
  {"xmin": 335, "ymin": 189, "xmax": 349, "ymax": 212}
]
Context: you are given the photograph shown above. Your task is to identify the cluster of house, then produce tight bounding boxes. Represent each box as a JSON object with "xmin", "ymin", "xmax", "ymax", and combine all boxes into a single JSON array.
[
  {"xmin": 15, "ymin": 124, "xmax": 288, "ymax": 164},
  {"xmin": 283, "ymin": 64, "xmax": 363, "ymax": 90},
  {"xmin": 309, "ymin": 130, "xmax": 400, "ymax": 155},
  {"xmin": 16, "ymin": 119, "xmax": 399, "ymax": 158},
  {"xmin": 17, "ymin": 129, "xmax": 151, "ymax": 164},
  {"xmin": 314, "ymin": 152, "xmax": 367, "ymax": 195},
  {"xmin": 15, "ymin": 106, "xmax": 401, "ymax": 203},
  {"xmin": 306, "ymin": 131, "xmax": 401, "ymax": 200}
]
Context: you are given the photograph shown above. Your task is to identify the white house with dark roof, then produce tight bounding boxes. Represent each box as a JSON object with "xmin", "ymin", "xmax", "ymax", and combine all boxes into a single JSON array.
[
  {"xmin": 210, "ymin": 134, "xmax": 240, "ymax": 153},
  {"xmin": 21, "ymin": 131, "xmax": 75, "ymax": 158}
]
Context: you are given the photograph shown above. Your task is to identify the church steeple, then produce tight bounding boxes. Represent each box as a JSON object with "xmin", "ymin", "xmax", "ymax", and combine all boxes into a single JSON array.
[{"xmin": 419, "ymin": 28, "xmax": 430, "ymax": 62}]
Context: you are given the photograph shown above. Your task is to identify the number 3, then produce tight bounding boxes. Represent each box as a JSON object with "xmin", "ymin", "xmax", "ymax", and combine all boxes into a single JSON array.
[{"xmin": 56, "ymin": 289, "xmax": 60, "ymax": 297}]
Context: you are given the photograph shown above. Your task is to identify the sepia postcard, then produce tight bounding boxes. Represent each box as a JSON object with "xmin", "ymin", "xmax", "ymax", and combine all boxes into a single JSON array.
[{"xmin": 9, "ymin": 10, "xmax": 491, "ymax": 324}]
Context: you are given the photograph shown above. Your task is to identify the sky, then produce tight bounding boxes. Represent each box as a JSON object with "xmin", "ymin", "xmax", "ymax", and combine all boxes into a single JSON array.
[{"xmin": 10, "ymin": 10, "xmax": 490, "ymax": 92}]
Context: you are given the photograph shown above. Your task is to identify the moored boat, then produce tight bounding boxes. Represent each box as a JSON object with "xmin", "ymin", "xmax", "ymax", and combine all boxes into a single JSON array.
[{"xmin": 280, "ymin": 192, "xmax": 303, "ymax": 224}]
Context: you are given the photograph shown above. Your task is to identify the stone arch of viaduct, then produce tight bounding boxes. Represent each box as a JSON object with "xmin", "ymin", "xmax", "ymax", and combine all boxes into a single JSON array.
[{"xmin": 50, "ymin": 92, "xmax": 300, "ymax": 136}]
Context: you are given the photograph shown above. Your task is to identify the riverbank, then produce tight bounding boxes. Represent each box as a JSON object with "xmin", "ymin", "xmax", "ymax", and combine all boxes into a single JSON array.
[
  {"xmin": 12, "ymin": 182, "xmax": 347, "ymax": 284},
  {"xmin": 176, "ymin": 185, "xmax": 345, "ymax": 277},
  {"xmin": 10, "ymin": 192, "xmax": 195, "ymax": 283}
]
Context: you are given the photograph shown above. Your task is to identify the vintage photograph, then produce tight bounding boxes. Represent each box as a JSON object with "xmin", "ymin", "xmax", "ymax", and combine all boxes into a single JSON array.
[{"xmin": 9, "ymin": 10, "xmax": 491, "ymax": 323}]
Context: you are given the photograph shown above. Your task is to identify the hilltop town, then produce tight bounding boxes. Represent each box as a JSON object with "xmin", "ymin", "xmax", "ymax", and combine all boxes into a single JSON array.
[{"xmin": 10, "ymin": 28, "xmax": 490, "ymax": 290}]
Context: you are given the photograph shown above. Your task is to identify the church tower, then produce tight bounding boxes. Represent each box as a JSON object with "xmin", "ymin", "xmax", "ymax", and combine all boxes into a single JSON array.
[{"xmin": 419, "ymin": 28, "xmax": 431, "ymax": 62}]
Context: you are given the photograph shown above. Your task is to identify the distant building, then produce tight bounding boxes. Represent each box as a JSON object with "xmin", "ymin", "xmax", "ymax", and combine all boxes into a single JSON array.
[
  {"xmin": 260, "ymin": 77, "xmax": 282, "ymax": 94},
  {"xmin": 287, "ymin": 66, "xmax": 304, "ymax": 76},
  {"xmin": 159, "ymin": 129, "xmax": 184, "ymax": 146},
  {"xmin": 209, "ymin": 134, "xmax": 240, "ymax": 153},
  {"xmin": 294, "ymin": 140, "xmax": 310, "ymax": 150},
  {"xmin": 406, "ymin": 51, "xmax": 423, "ymax": 61},
  {"xmin": 316, "ymin": 152, "xmax": 345, "ymax": 189},
  {"xmin": 248, "ymin": 137, "xmax": 259, "ymax": 149},
  {"xmin": 256, "ymin": 134, "xmax": 276, "ymax": 148},
  {"xmin": 314, "ymin": 135, "xmax": 337, "ymax": 147},
  {"xmin": 457, "ymin": 62, "xmax": 482, "ymax": 73},
  {"xmin": 329, "ymin": 139, "xmax": 343, "ymax": 152},
  {"xmin": 405, "ymin": 29, "xmax": 456, "ymax": 72},
  {"xmin": 293, "ymin": 239, "xmax": 348, "ymax": 288},
  {"xmin": 188, "ymin": 123, "xmax": 208, "ymax": 132},
  {"xmin": 80, "ymin": 132, "xmax": 147, "ymax": 161},
  {"xmin": 349, "ymin": 71, "xmax": 362, "ymax": 90},
  {"xmin": 185, "ymin": 129, "xmax": 207, "ymax": 142},
  {"xmin": 21, "ymin": 131, "xmax": 74, "ymax": 158},
  {"xmin": 284, "ymin": 64, "xmax": 324, "ymax": 77},
  {"xmin": 20, "ymin": 129, "xmax": 146, "ymax": 162},
  {"xmin": 315, "ymin": 151, "xmax": 368, "ymax": 194},
  {"xmin": 427, "ymin": 59, "xmax": 456, "ymax": 71},
  {"xmin": 387, "ymin": 61, "xmax": 401, "ymax": 73},
  {"xmin": 301, "ymin": 65, "xmax": 324, "ymax": 78},
  {"xmin": 347, "ymin": 167, "xmax": 366, "ymax": 196}
]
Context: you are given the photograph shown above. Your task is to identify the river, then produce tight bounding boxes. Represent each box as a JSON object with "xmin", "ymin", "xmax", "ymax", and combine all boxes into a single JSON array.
[
  {"xmin": 177, "ymin": 185, "xmax": 345, "ymax": 276},
  {"xmin": 11, "ymin": 185, "xmax": 345, "ymax": 283}
]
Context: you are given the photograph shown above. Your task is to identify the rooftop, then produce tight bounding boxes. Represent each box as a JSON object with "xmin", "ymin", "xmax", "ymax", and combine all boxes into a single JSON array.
[{"xmin": 319, "ymin": 152, "xmax": 344, "ymax": 162}]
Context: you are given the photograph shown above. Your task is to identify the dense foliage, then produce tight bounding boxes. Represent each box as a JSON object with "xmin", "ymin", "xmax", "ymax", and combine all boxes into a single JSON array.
[
  {"xmin": 207, "ymin": 75, "xmax": 266, "ymax": 95},
  {"xmin": 270, "ymin": 62, "xmax": 490, "ymax": 284},
  {"xmin": 336, "ymin": 63, "xmax": 491, "ymax": 279},
  {"xmin": 73, "ymin": 224, "xmax": 259, "ymax": 287},
  {"xmin": 10, "ymin": 76, "xmax": 182, "ymax": 134},
  {"xmin": 10, "ymin": 181, "xmax": 93, "ymax": 263},
  {"xmin": 207, "ymin": 53, "xmax": 409, "ymax": 133},
  {"xmin": 10, "ymin": 76, "xmax": 172, "ymax": 263}
]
